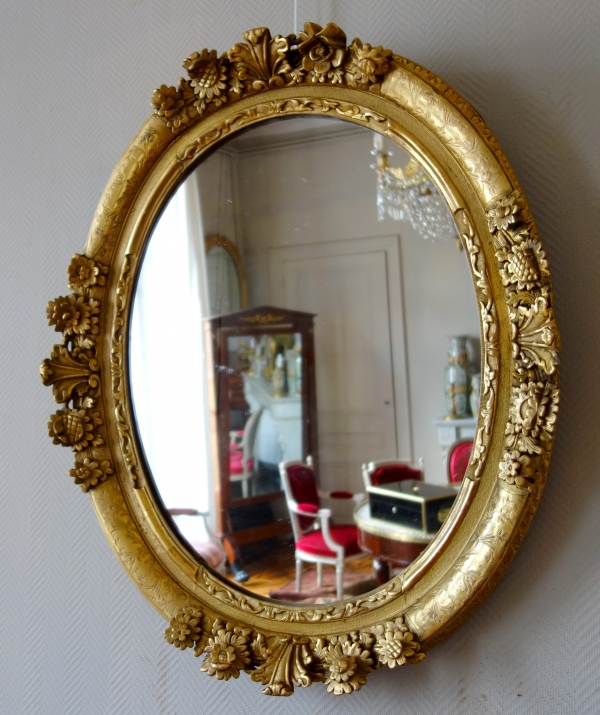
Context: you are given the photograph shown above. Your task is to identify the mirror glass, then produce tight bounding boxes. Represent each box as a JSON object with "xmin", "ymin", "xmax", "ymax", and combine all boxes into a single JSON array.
[{"xmin": 130, "ymin": 116, "xmax": 480, "ymax": 604}]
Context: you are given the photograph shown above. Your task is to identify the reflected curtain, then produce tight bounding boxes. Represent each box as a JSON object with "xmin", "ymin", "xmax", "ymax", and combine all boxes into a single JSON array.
[{"xmin": 130, "ymin": 173, "xmax": 213, "ymax": 538}]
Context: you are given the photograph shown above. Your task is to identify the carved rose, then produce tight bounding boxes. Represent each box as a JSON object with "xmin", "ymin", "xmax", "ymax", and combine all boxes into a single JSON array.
[
  {"xmin": 487, "ymin": 192, "xmax": 519, "ymax": 232},
  {"xmin": 183, "ymin": 49, "xmax": 228, "ymax": 112},
  {"xmin": 69, "ymin": 458, "xmax": 113, "ymax": 491},
  {"xmin": 499, "ymin": 449, "xmax": 535, "ymax": 487},
  {"xmin": 345, "ymin": 39, "xmax": 391, "ymax": 87},
  {"xmin": 46, "ymin": 294, "xmax": 99, "ymax": 336},
  {"xmin": 315, "ymin": 634, "xmax": 374, "ymax": 695},
  {"xmin": 164, "ymin": 607, "xmax": 203, "ymax": 650},
  {"xmin": 506, "ymin": 381, "xmax": 559, "ymax": 454},
  {"xmin": 67, "ymin": 254, "xmax": 105, "ymax": 291},
  {"xmin": 373, "ymin": 617, "xmax": 424, "ymax": 668},
  {"xmin": 298, "ymin": 22, "xmax": 347, "ymax": 84},
  {"xmin": 48, "ymin": 408, "xmax": 103, "ymax": 450},
  {"xmin": 201, "ymin": 622, "xmax": 252, "ymax": 680}
]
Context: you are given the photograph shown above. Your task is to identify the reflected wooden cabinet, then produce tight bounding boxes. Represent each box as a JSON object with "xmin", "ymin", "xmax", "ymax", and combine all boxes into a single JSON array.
[{"xmin": 205, "ymin": 305, "xmax": 318, "ymax": 580}]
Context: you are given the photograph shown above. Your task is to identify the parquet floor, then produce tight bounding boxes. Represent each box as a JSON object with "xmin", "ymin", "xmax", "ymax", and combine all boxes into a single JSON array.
[{"xmin": 237, "ymin": 541, "xmax": 376, "ymax": 599}]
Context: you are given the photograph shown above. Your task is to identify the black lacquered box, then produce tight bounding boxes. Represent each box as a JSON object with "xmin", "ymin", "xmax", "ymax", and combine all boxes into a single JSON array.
[{"xmin": 367, "ymin": 480, "xmax": 457, "ymax": 534}]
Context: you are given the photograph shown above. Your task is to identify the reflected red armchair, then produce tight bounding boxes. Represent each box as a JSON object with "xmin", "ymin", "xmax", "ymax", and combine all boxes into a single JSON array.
[
  {"xmin": 362, "ymin": 459, "xmax": 423, "ymax": 491},
  {"xmin": 279, "ymin": 457, "xmax": 364, "ymax": 600},
  {"xmin": 447, "ymin": 440, "xmax": 473, "ymax": 486}
]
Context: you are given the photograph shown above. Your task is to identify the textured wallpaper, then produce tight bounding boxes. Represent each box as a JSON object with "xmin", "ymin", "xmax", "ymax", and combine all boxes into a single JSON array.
[{"xmin": 1, "ymin": 0, "xmax": 599, "ymax": 712}]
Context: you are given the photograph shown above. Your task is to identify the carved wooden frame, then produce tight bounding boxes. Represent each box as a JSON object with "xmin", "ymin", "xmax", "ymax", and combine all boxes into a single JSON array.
[{"xmin": 41, "ymin": 23, "xmax": 560, "ymax": 696}]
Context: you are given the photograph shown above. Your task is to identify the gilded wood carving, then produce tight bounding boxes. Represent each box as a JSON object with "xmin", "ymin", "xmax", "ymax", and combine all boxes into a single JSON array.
[{"xmin": 41, "ymin": 22, "xmax": 559, "ymax": 695}]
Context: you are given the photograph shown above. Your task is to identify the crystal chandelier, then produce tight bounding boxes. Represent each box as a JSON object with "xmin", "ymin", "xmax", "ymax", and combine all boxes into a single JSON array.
[{"xmin": 372, "ymin": 134, "xmax": 460, "ymax": 245}]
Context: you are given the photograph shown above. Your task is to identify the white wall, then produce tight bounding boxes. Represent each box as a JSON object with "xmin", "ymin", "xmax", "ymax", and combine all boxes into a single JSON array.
[
  {"xmin": 3, "ymin": 1, "xmax": 599, "ymax": 713},
  {"xmin": 226, "ymin": 128, "xmax": 479, "ymax": 485}
]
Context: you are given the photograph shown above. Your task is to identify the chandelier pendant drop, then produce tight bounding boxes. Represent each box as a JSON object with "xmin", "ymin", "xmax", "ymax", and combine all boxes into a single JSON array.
[{"xmin": 372, "ymin": 134, "xmax": 460, "ymax": 245}]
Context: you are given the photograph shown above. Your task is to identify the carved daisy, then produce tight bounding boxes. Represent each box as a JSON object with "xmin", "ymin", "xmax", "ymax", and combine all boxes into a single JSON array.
[{"xmin": 164, "ymin": 607, "xmax": 203, "ymax": 650}]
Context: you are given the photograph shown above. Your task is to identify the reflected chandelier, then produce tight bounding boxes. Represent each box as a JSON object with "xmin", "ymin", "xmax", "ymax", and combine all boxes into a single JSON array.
[{"xmin": 372, "ymin": 134, "xmax": 460, "ymax": 245}]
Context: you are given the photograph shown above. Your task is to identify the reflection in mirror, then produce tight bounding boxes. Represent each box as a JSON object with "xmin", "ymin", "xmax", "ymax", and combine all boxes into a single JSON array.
[{"xmin": 130, "ymin": 116, "xmax": 480, "ymax": 604}]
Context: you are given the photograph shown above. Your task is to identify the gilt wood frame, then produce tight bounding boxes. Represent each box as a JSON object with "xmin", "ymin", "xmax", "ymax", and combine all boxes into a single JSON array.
[{"xmin": 41, "ymin": 23, "xmax": 560, "ymax": 696}]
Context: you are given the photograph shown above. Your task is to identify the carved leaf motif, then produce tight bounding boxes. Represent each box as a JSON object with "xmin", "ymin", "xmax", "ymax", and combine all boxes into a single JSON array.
[
  {"xmin": 511, "ymin": 296, "xmax": 560, "ymax": 375},
  {"xmin": 40, "ymin": 345, "xmax": 99, "ymax": 403},
  {"xmin": 228, "ymin": 27, "xmax": 292, "ymax": 91},
  {"xmin": 250, "ymin": 635, "xmax": 321, "ymax": 696}
]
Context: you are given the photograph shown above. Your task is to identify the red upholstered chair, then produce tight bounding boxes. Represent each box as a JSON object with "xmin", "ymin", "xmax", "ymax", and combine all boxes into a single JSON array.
[
  {"xmin": 229, "ymin": 408, "xmax": 262, "ymax": 498},
  {"xmin": 168, "ymin": 509, "xmax": 226, "ymax": 572},
  {"xmin": 447, "ymin": 440, "xmax": 473, "ymax": 486},
  {"xmin": 279, "ymin": 458, "xmax": 365, "ymax": 600},
  {"xmin": 362, "ymin": 459, "xmax": 423, "ymax": 491}
]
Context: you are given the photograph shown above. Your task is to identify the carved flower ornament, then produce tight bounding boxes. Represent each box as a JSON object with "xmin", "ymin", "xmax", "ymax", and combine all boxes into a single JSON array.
[
  {"xmin": 487, "ymin": 191, "xmax": 519, "ymax": 232},
  {"xmin": 315, "ymin": 634, "xmax": 374, "ymax": 695},
  {"xmin": 48, "ymin": 408, "xmax": 103, "ymax": 451},
  {"xmin": 46, "ymin": 294, "xmax": 99, "ymax": 336},
  {"xmin": 372, "ymin": 617, "xmax": 425, "ymax": 667},
  {"xmin": 67, "ymin": 254, "xmax": 106, "ymax": 292},
  {"xmin": 298, "ymin": 22, "xmax": 347, "ymax": 83},
  {"xmin": 506, "ymin": 380, "xmax": 559, "ymax": 455},
  {"xmin": 499, "ymin": 449, "xmax": 536, "ymax": 487},
  {"xmin": 346, "ymin": 39, "xmax": 392, "ymax": 87},
  {"xmin": 164, "ymin": 608, "xmax": 203, "ymax": 651},
  {"xmin": 183, "ymin": 49, "xmax": 229, "ymax": 112},
  {"xmin": 69, "ymin": 458, "xmax": 113, "ymax": 492},
  {"xmin": 201, "ymin": 622, "xmax": 252, "ymax": 680}
]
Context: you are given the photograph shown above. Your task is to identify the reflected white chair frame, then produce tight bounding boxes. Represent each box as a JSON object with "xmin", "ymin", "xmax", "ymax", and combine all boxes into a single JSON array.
[
  {"xmin": 168, "ymin": 508, "xmax": 226, "ymax": 572},
  {"xmin": 279, "ymin": 457, "xmax": 364, "ymax": 600},
  {"xmin": 230, "ymin": 407, "xmax": 263, "ymax": 498}
]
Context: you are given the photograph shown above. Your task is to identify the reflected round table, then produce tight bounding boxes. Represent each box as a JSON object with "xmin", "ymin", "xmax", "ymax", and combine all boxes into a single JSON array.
[{"xmin": 354, "ymin": 502, "xmax": 436, "ymax": 585}]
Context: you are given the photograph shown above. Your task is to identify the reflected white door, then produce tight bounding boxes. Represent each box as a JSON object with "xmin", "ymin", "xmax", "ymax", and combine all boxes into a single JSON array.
[{"xmin": 270, "ymin": 236, "xmax": 411, "ymax": 496}]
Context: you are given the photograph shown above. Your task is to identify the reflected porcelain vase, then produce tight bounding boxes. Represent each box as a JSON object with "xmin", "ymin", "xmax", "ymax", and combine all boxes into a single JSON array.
[{"xmin": 444, "ymin": 336, "xmax": 471, "ymax": 419}]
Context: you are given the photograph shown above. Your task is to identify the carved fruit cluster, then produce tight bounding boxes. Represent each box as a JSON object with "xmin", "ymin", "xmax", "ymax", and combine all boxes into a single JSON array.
[
  {"xmin": 164, "ymin": 610, "xmax": 424, "ymax": 696},
  {"xmin": 487, "ymin": 191, "xmax": 560, "ymax": 492},
  {"xmin": 41, "ymin": 254, "xmax": 114, "ymax": 492},
  {"xmin": 151, "ymin": 23, "xmax": 393, "ymax": 133}
]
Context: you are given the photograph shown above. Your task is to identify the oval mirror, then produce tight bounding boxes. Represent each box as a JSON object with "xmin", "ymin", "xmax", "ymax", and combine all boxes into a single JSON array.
[
  {"xmin": 130, "ymin": 115, "xmax": 480, "ymax": 603},
  {"xmin": 42, "ymin": 23, "xmax": 560, "ymax": 696}
]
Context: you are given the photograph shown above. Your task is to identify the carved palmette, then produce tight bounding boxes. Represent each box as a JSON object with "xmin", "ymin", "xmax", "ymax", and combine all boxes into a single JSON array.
[
  {"xmin": 486, "ymin": 191, "xmax": 560, "ymax": 492},
  {"xmin": 41, "ymin": 254, "xmax": 114, "ymax": 491}
]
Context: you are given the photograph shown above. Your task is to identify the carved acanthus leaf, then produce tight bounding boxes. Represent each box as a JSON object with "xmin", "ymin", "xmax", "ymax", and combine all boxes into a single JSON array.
[
  {"xmin": 229, "ymin": 27, "xmax": 293, "ymax": 91},
  {"xmin": 42, "ymin": 256, "xmax": 110, "ymax": 490},
  {"xmin": 152, "ymin": 24, "xmax": 393, "ymax": 133},
  {"xmin": 40, "ymin": 345, "xmax": 99, "ymax": 403},
  {"xmin": 510, "ymin": 296, "xmax": 560, "ymax": 375},
  {"xmin": 250, "ymin": 635, "xmax": 321, "ymax": 696}
]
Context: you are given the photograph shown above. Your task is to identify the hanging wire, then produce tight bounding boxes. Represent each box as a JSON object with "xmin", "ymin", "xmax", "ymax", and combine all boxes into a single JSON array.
[{"xmin": 294, "ymin": 0, "xmax": 298, "ymax": 36}]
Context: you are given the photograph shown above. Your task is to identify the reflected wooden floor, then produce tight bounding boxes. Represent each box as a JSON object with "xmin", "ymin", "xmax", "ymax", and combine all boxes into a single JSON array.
[{"xmin": 236, "ymin": 540, "xmax": 376, "ymax": 601}]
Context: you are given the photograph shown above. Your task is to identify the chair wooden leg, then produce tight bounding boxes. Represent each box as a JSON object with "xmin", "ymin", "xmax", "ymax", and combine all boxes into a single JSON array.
[
  {"xmin": 296, "ymin": 557, "xmax": 303, "ymax": 593},
  {"xmin": 336, "ymin": 564, "xmax": 344, "ymax": 600},
  {"xmin": 317, "ymin": 561, "xmax": 323, "ymax": 587}
]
